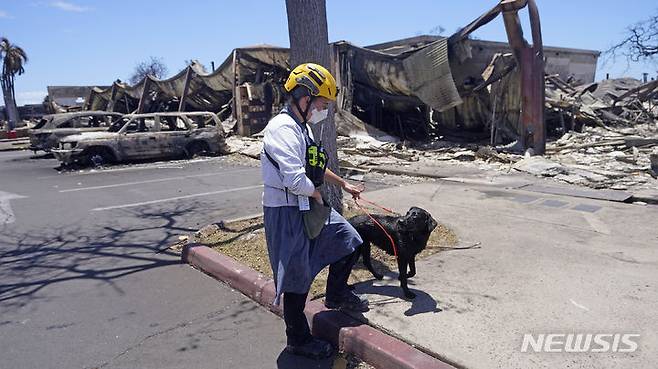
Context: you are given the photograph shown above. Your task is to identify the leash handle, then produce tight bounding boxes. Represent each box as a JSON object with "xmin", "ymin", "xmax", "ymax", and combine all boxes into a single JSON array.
[{"xmin": 354, "ymin": 199, "xmax": 398, "ymax": 259}]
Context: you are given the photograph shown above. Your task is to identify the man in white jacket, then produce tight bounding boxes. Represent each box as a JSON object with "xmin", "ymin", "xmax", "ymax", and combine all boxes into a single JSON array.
[{"xmin": 261, "ymin": 63, "xmax": 367, "ymax": 359}]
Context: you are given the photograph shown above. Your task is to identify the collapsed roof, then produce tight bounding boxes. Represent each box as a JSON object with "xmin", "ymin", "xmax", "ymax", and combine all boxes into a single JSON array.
[
  {"xmin": 85, "ymin": 40, "xmax": 465, "ymax": 114},
  {"xmin": 85, "ymin": 46, "xmax": 290, "ymax": 114}
]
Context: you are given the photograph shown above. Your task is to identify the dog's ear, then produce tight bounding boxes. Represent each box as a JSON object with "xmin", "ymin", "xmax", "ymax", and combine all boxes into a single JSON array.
[
  {"xmin": 397, "ymin": 217, "xmax": 408, "ymax": 229},
  {"xmin": 427, "ymin": 217, "xmax": 438, "ymax": 232}
]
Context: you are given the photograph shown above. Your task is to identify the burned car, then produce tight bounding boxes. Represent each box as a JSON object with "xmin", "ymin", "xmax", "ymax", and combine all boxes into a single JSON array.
[
  {"xmin": 51, "ymin": 112, "xmax": 229, "ymax": 167},
  {"xmin": 29, "ymin": 111, "xmax": 124, "ymax": 152}
]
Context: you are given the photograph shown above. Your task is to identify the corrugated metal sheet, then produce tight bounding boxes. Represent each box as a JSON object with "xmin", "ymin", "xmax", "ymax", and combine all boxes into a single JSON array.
[{"xmin": 402, "ymin": 39, "xmax": 463, "ymax": 112}]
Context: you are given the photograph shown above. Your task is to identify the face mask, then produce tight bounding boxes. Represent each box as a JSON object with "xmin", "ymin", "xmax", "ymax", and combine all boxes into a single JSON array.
[{"xmin": 308, "ymin": 107, "xmax": 329, "ymax": 124}]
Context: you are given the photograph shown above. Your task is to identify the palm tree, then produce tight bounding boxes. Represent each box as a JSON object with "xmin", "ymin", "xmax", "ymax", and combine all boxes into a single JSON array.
[{"xmin": 1, "ymin": 37, "xmax": 28, "ymax": 131}]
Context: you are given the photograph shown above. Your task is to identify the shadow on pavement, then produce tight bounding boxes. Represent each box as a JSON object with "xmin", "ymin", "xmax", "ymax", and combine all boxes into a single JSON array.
[
  {"xmin": 0, "ymin": 202, "xmax": 204, "ymax": 312},
  {"xmin": 354, "ymin": 279, "xmax": 442, "ymax": 316},
  {"xmin": 6, "ymin": 152, "xmax": 54, "ymax": 162}
]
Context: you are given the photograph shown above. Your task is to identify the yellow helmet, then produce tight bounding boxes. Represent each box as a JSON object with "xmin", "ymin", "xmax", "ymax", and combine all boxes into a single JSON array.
[{"xmin": 284, "ymin": 63, "xmax": 338, "ymax": 101}]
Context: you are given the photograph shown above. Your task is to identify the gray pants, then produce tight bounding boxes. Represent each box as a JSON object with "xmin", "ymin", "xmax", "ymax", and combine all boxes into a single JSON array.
[{"xmin": 263, "ymin": 206, "xmax": 363, "ymax": 305}]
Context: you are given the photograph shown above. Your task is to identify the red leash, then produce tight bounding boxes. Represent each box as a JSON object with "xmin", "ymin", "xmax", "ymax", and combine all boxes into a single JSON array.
[
  {"xmin": 357, "ymin": 197, "xmax": 396, "ymax": 215},
  {"xmin": 353, "ymin": 196, "xmax": 399, "ymax": 259}
]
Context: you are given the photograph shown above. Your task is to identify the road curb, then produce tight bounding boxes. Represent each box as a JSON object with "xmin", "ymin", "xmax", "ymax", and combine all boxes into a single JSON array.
[
  {"xmin": 182, "ymin": 243, "xmax": 282, "ymax": 315},
  {"xmin": 183, "ymin": 243, "xmax": 456, "ymax": 369},
  {"xmin": 367, "ymin": 165, "xmax": 450, "ymax": 179},
  {"xmin": 630, "ymin": 194, "xmax": 658, "ymax": 205}
]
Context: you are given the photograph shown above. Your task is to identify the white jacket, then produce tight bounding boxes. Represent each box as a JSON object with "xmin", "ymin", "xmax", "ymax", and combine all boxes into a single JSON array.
[{"xmin": 261, "ymin": 110, "xmax": 316, "ymax": 207}]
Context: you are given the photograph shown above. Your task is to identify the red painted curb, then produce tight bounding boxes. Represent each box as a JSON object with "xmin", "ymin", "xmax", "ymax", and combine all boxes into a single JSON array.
[
  {"xmin": 183, "ymin": 243, "xmax": 282, "ymax": 315},
  {"xmin": 183, "ymin": 243, "xmax": 456, "ymax": 369}
]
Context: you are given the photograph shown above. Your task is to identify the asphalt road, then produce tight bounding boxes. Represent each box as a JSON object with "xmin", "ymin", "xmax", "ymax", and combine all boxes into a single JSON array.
[{"xmin": 0, "ymin": 151, "xmax": 348, "ymax": 369}]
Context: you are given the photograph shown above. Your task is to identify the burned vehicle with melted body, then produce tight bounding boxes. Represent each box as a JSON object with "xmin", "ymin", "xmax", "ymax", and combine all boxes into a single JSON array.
[
  {"xmin": 51, "ymin": 112, "xmax": 229, "ymax": 167},
  {"xmin": 29, "ymin": 111, "xmax": 124, "ymax": 152}
]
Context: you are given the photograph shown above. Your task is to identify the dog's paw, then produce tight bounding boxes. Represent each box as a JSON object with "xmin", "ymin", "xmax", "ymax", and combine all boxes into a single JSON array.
[
  {"xmin": 403, "ymin": 290, "xmax": 416, "ymax": 300},
  {"xmin": 406, "ymin": 271, "xmax": 416, "ymax": 278}
]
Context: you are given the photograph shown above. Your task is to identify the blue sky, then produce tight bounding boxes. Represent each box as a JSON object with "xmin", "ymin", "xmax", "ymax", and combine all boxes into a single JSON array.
[{"xmin": 1, "ymin": 0, "xmax": 657, "ymax": 105}]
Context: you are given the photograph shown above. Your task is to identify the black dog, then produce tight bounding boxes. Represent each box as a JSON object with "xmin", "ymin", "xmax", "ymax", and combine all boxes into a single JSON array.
[{"xmin": 349, "ymin": 207, "xmax": 438, "ymax": 299}]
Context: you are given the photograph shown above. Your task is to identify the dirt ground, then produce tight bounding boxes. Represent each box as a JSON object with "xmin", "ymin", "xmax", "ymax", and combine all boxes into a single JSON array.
[
  {"xmin": 337, "ymin": 353, "xmax": 375, "ymax": 369},
  {"xmin": 180, "ymin": 200, "xmax": 458, "ymax": 300}
]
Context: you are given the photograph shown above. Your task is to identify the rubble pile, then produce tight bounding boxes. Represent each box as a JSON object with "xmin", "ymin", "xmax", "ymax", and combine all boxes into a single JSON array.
[
  {"xmin": 335, "ymin": 131, "xmax": 657, "ymax": 193},
  {"xmin": 545, "ymin": 76, "xmax": 658, "ymax": 135},
  {"xmin": 336, "ymin": 135, "xmax": 516, "ymax": 174},
  {"xmin": 539, "ymin": 77, "xmax": 658, "ymax": 190},
  {"xmin": 226, "ymin": 135, "xmax": 263, "ymax": 160},
  {"xmin": 537, "ymin": 128, "xmax": 657, "ymax": 190}
]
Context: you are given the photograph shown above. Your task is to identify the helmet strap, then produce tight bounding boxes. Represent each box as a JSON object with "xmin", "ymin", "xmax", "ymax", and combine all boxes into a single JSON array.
[{"xmin": 293, "ymin": 95, "xmax": 315, "ymax": 127}]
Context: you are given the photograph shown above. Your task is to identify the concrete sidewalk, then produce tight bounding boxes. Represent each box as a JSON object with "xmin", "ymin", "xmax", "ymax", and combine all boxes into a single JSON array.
[{"xmin": 353, "ymin": 181, "xmax": 657, "ymax": 369}]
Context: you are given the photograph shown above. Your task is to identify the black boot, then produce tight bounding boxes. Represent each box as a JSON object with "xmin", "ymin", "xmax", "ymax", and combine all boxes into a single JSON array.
[
  {"xmin": 285, "ymin": 337, "xmax": 334, "ymax": 359},
  {"xmin": 325, "ymin": 290, "xmax": 369, "ymax": 312},
  {"xmin": 325, "ymin": 251, "xmax": 370, "ymax": 312}
]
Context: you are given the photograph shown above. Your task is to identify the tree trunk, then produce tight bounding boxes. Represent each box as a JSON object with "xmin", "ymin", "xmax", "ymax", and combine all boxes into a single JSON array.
[
  {"xmin": 9, "ymin": 77, "xmax": 21, "ymax": 129},
  {"xmin": 285, "ymin": 0, "xmax": 343, "ymax": 213},
  {"xmin": 1, "ymin": 76, "xmax": 19, "ymax": 131}
]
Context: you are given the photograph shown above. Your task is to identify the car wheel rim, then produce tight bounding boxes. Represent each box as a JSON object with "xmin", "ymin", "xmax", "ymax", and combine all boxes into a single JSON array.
[
  {"xmin": 190, "ymin": 144, "xmax": 204, "ymax": 157},
  {"xmin": 90, "ymin": 154, "xmax": 104, "ymax": 167}
]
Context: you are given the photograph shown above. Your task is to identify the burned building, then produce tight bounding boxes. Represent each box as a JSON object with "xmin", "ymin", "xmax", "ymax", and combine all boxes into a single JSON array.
[
  {"xmin": 85, "ymin": 38, "xmax": 597, "ymax": 142},
  {"xmin": 84, "ymin": 47, "xmax": 290, "ymax": 135},
  {"xmin": 84, "ymin": 1, "xmax": 600, "ymax": 149}
]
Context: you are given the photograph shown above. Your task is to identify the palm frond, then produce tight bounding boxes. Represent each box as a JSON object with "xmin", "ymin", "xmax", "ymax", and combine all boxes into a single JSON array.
[{"xmin": 0, "ymin": 38, "xmax": 28, "ymax": 76}]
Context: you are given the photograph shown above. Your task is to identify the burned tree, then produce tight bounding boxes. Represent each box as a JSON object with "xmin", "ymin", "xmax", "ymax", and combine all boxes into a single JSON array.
[
  {"xmin": 129, "ymin": 57, "xmax": 168, "ymax": 85},
  {"xmin": 285, "ymin": 0, "xmax": 343, "ymax": 211},
  {"xmin": 607, "ymin": 13, "xmax": 658, "ymax": 62}
]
